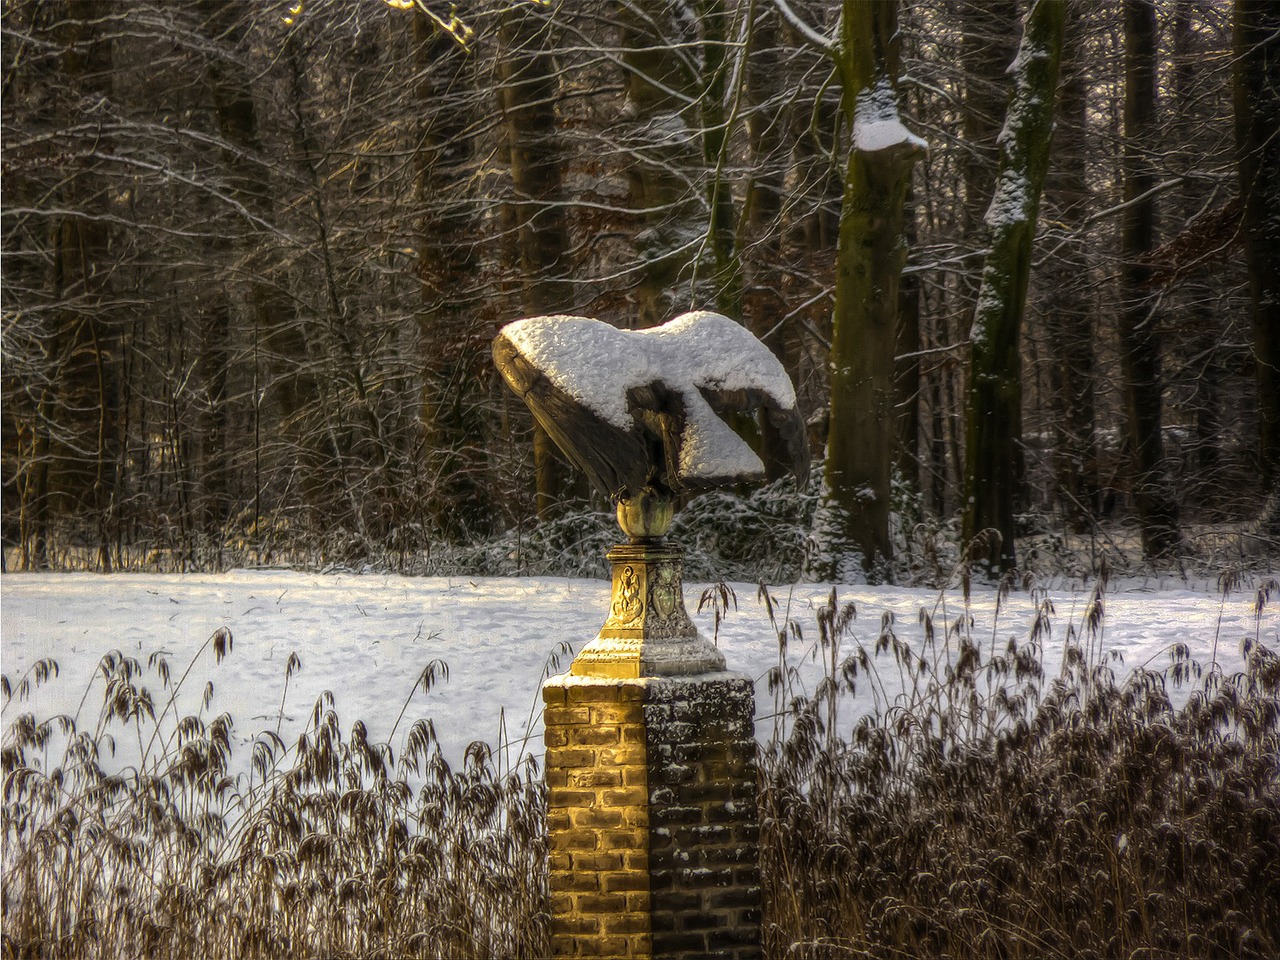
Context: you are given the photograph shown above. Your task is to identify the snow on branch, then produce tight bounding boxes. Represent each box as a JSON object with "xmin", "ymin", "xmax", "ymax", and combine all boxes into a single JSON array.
[{"xmin": 770, "ymin": 0, "xmax": 833, "ymax": 54}]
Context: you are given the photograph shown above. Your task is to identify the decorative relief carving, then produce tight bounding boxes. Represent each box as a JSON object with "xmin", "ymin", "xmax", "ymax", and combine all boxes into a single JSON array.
[
  {"xmin": 611, "ymin": 564, "xmax": 643, "ymax": 624},
  {"xmin": 652, "ymin": 564, "xmax": 678, "ymax": 619},
  {"xmin": 574, "ymin": 540, "xmax": 723, "ymax": 677},
  {"xmin": 643, "ymin": 559, "xmax": 694, "ymax": 640}
]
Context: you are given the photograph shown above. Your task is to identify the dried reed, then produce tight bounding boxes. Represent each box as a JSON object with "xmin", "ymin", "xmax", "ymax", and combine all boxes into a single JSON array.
[
  {"xmin": 2, "ymin": 633, "xmax": 549, "ymax": 959},
  {"xmin": 4, "ymin": 575, "xmax": 1277, "ymax": 959},
  {"xmin": 758, "ymin": 572, "xmax": 1280, "ymax": 959}
]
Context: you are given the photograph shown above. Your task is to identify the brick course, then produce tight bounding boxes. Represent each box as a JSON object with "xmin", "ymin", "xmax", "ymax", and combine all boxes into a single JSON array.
[
  {"xmin": 645, "ymin": 676, "xmax": 761, "ymax": 960},
  {"xmin": 544, "ymin": 673, "xmax": 761, "ymax": 960},
  {"xmin": 545, "ymin": 677, "xmax": 652, "ymax": 959}
]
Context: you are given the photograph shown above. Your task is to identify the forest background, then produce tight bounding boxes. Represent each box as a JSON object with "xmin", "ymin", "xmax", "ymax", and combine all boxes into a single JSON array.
[{"xmin": 3, "ymin": 0, "xmax": 1278, "ymax": 584}]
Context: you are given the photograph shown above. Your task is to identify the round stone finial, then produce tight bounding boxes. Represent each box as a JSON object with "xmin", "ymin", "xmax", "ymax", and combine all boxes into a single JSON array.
[{"xmin": 616, "ymin": 489, "xmax": 673, "ymax": 540}]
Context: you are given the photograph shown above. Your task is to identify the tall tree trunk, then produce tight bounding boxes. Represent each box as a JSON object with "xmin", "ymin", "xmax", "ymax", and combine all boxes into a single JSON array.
[
  {"xmin": 1171, "ymin": 2, "xmax": 1222, "ymax": 510},
  {"xmin": 198, "ymin": 0, "xmax": 310, "ymax": 553},
  {"xmin": 196, "ymin": 0, "xmax": 251, "ymax": 560},
  {"xmin": 822, "ymin": 0, "xmax": 924, "ymax": 579},
  {"xmin": 415, "ymin": 15, "xmax": 492, "ymax": 537},
  {"xmin": 696, "ymin": 0, "xmax": 743, "ymax": 318},
  {"xmin": 963, "ymin": 0, "xmax": 1065, "ymax": 573},
  {"xmin": 50, "ymin": 0, "xmax": 119, "ymax": 571},
  {"xmin": 743, "ymin": 2, "xmax": 804, "ymax": 480},
  {"xmin": 1120, "ymin": 0, "xmax": 1180, "ymax": 559},
  {"xmin": 956, "ymin": 0, "xmax": 1019, "ymax": 539},
  {"xmin": 780, "ymin": 6, "xmax": 843, "ymax": 458},
  {"xmin": 959, "ymin": 0, "xmax": 1020, "ymax": 275},
  {"xmin": 497, "ymin": 4, "xmax": 586, "ymax": 516},
  {"xmin": 896, "ymin": 183, "xmax": 921, "ymax": 497},
  {"xmin": 1043, "ymin": 8, "xmax": 1098, "ymax": 532},
  {"xmin": 1233, "ymin": 0, "xmax": 1280, "ymax": 531},
  {"xmin": 618, "ymin": 1, "xmax": 702, "ymax": 328}
]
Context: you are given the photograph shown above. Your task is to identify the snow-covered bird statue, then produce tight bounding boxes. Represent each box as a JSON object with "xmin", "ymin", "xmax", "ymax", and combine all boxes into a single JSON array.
[
  {"xmin": 493, "ymin": 310, "xmax": 808, "ymax": 678},
  {"xmin": 492, "ymin": 310, "xmax": 808, "ymax": 537}
]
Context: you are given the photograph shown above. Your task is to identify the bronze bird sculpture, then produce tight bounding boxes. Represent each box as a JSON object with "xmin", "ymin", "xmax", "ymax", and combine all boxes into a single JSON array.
[{"xmin": 492, "ymin": 311, "xmax": 809, "ymax": 518}]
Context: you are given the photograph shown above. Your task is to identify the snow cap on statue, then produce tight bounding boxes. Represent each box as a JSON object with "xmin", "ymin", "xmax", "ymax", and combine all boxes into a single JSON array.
[{"xmin": 492, "ymin": 311, "xmax": 809, "ymax": 504}]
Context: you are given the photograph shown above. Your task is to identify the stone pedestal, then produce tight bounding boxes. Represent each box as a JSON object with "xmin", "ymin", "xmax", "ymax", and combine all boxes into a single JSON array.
[
  {"xmin": 543, "ymin": 534, "xmax": 761, "ymax": 960},
  {"xmin": 570, "ymin": 542, "xmax": 725, "ymax": 679}
]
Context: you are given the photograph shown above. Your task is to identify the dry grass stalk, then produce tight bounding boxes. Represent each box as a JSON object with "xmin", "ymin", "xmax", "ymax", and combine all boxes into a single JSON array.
[
  {"xmin": 2, "ymin": 634, "xmax": 548, "ymax": 959},
  {"xmin": 758, "ymin": 572, "xmax": 1280, "ymax": 959},
  {"xmin": 4, "ymin": 574, "xmax": 1277, "ymax": 958}
]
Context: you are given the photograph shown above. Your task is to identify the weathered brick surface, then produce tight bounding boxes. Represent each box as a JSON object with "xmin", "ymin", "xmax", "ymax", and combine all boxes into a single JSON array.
[
  {"xmin": 645, "ymin": 676, "xmax": 761, "ymax": 960},
  {"xmin": 545, "ymin": 673, "xmax": 761, "ymax": 960},
  {"xmin": 545, "ymin": 677, "xmax": 652, "ymax": 959}
]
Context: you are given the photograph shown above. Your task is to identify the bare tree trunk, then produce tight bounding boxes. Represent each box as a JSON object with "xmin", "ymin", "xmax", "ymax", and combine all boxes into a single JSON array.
[
  {"xmin": 49, "ymin": 0, "xmax": 119, "ymax": 571},
  {"xmin": 959, "ymin": 0, "xmax": 1020, "ymax": 263},
  {"xmin": 896, "ymin": 182, "xmax": 921, "ymax": 498},
  {"xmin": 1168, "ymin": 2, "xmax": 1222, "ymax": 512},
  {"xmin": 696, "ymin": 0, "xmax": 743, "ymax": 318},
  {"xmin": 822, "ymin": 0, "xmax": 924, "ymax": 579},
  {"xmin": 415, "ymin": 14, "xmax": 492, "ymax": 538},
  {"xmin": 1233, "ymin": 0, "xmax": 1280, "ymax": 531},
  {"xmin": 1120, "ymin": 0, "xmax": 1180, "ymax": 559},
  {"xmin": 1043, "ymin": 9, "xmax": 1098, "ymax": 533},
  {"xmin": 196, "ymin": 0, "xmax": 252, "ymax": 561},
  {"xmin": 963, "ymin": 0, "xmax": 1065, "ymax": 573},
  {"xmin": 617, "ymin": 1, "xmax": 702, "ymax": 328},
  {"xmin": 742, "ymin": 2, "xmax": 805, "ymax": 480},
  {"xmin": 498, "ymin": 4, "xmax": 586, "ymax": 516},
  {"xmin": 197, "ymin": 0, "xmax": 312, "ymax": 554}
]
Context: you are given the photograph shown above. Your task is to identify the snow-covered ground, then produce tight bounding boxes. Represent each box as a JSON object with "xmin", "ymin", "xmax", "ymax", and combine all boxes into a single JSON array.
[{"xmin": 2, "ymin": 571, "xmax": 1276, "ymax": 771}]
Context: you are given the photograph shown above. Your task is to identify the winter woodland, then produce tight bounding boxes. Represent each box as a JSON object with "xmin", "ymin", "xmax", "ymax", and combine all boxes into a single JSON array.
[{"xmin": 3, "ymin": 0, "xmax": 1278, "ymax": 582}]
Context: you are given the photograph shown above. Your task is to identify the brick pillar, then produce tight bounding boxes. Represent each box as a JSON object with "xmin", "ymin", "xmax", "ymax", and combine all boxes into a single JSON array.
[
  {"xmin": 544, "ymin": 675, "xmax": 760, "ymax": 960},
  {"xmin": 644, "ymin": 676, "xmax": 760, "ymax": 958},
  {"xmin": 543, "ymin": 535, "xmax": 761, "ymax": 959}
]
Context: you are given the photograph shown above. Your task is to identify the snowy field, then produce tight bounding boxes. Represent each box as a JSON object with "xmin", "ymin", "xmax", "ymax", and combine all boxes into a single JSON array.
[{"xmin": 2, "ymin": 570, "xmax": 1276, "ymax": 770}]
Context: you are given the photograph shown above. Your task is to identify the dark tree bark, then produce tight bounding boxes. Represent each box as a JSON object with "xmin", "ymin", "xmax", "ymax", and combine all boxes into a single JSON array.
[
  {"xmin": 1170, "ymin": 1, "xmax": 1224, "ymax": 509},
  {"xmin": 896, "ymin": 182, "xmax": 921, "ymax": 497},
  {"xmin": 955, "ymin": 0, "xmax": 1020, "ymax": 539},
  {"xmin": 1233, "ymin": 0, "xmax": 1280, "ymax": 531},
  {"xmin": 617, "ymin": 1, "xmax": 702, "ymax": 328},
  {"xmin": 50, "ymin": 0, "xmax": 120, "ymax": 571},
  {"xmin": 414, "ymin": 14, "xmax": 493, "ymax": 538},
  {"xmin": 742, "ymin": 3, "xmax": 804, "ymax": 480},
  {"xmin": 195, "ymin": 0, "xmax": 253, "ymax": 556},
  {"xmin": 959, "ymin": 0, "xmax": 1021, "ymax": 249},
  {"xmin": 779, "ymin": 5, "xmax": 843, "ymax": 459},
  {"xmin": 696, "ymin": 0, "xmax": 743, "ymax": 318},
  {"xmin": 1042, "ymin": 9, "xmax": 1099, "ymax": 531},
  {"xmin": 497, "ymin": 4, "xmax": 587, "ymax": 517},
  {"xmin": 197, "ymin": 0, "xmax": 315, "ymax": 552},
  {"xmin": 963, "ymin": 0, "xmax": 1065, "ymax": 574},
  {"xmin": 822, "ymin": 0, "xmax": 924, "ymax": 579},
  {"xmin": 1119, "ymin": 0, "xmax": 1180, "ymax": 559}
]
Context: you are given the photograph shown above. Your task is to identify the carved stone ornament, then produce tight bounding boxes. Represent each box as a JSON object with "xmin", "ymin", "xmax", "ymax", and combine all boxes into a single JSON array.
[
  {"xmin": 570, "ymin": 534, "xmax": 726, "ymax": 679},
  {"xmin": 565, "ymin": 486, "xmax": 724, "ymax": 678}
]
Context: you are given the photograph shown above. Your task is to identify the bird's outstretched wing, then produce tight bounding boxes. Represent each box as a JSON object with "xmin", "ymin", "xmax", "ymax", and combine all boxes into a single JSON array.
[{"xmin": 492, "ymin": 332, "xmax": 652, "ymax": 498}]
